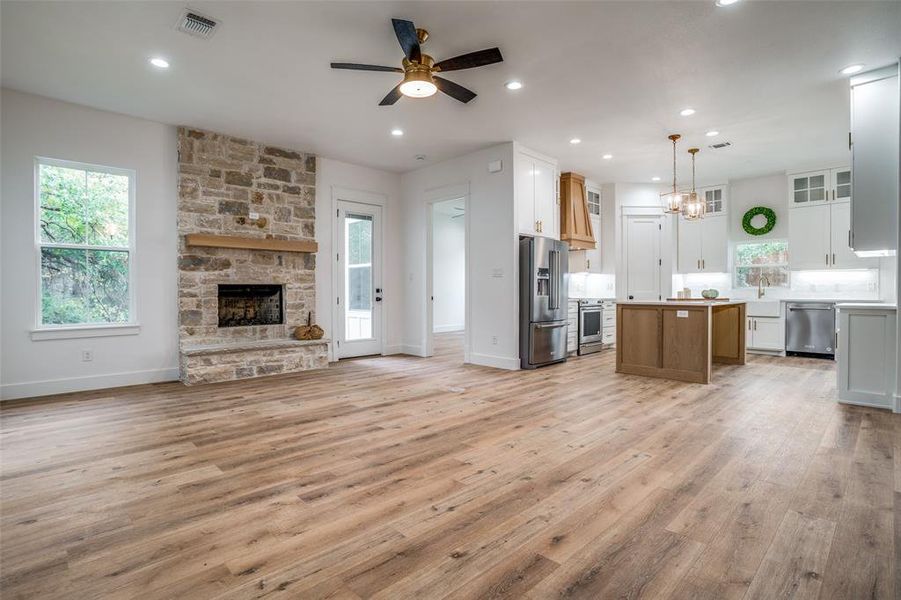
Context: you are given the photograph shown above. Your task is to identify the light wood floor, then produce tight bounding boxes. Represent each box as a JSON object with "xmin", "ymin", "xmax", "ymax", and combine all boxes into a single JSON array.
[{"xmin": 1, "ymin": 333, "xmax": 898, "ymax": 599}]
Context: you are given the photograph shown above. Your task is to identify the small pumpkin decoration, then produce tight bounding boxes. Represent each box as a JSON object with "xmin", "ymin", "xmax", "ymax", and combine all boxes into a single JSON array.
[{"xmin": 742, "ymin": 206, "xmax": 777, "ymax": 236}]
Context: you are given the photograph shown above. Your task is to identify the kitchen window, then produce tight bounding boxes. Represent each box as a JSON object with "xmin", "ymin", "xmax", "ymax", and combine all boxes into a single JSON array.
[
  {"xmin": 733, "ymin": 241, "xmax": 789, "ymax": 288},
  {"xmin": 36, "ymin": 158, "xmax": 135, "ymax": 328}
]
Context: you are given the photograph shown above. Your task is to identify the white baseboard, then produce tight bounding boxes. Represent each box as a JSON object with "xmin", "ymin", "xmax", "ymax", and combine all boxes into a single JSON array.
[
  {"xmin": 469, "ymin": 352, "xmax": 519, "ymax": 370},
  {"xmin": 433, "ymin": 324, "xmax": 464, "ymax": 333},
  {"xmin": 402, "ymin": 344, "xmax": 426, "ymax": 357},
  {"xmin": 1, "ymin": 367, "xmax": 180, "ymax": 401},
  {"xmin": 382, "ymin": 344, "xmax": 404, "ymax": 355}
]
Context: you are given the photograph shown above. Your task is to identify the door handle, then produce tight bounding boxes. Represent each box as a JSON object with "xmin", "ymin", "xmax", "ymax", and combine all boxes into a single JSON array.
[
  {"xmin": 375, "ymin": 297, "xmax": 383, "ymax": 302},
  {"xmin": 536, "ymin": 322, "xmax": 566, "ymax": 329}
]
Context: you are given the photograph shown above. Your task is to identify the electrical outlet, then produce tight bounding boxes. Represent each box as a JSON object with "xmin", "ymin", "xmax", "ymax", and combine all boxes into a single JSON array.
[
  {"xmin": 249, "ymin": 211, "xmax": 259, "ymax": 220},
  {"xmin": 81, "ymin": 350, "xmax": 93, "ymax": 362},
  {"xmin": 491, "ymin": 336, "xmax": 498, "ymax": 345}
]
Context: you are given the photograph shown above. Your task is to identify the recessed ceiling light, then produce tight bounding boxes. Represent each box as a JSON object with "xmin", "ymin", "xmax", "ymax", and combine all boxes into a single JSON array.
[
  {"xmin": 570, "ymin": 138, "xmax": 581, "ymax": 145},
  {"xmin": 391, "ymin": 129, "xmax": 404, "ymax": 137},
  {"xmin": 602, "ymin": 154, "xmax": 613, "ymax": 160},
  {"xmin": 652, "ymin": 176, "xmax": 661, "ymax": 182},
  {"xmin": 705, "ymin": 130, "xmax": 720, "ymax": 137},
  {"xmin": 680, "ymin": 108, "xmax": 696, "ymax": 117},
  {"xmin": 715, "ymin": 0, "xmax": 740, "ymax": 6},
  {"xmin": 840, "ymin": 64, "xmax": 865, "ymax": 75},
  {"xmin": 505, "ymin": 80, "xmax": 523, "ymax": 90},
  {"xmin": 149, "ymin": 57, "xmax": 170, "ymax": 69}
]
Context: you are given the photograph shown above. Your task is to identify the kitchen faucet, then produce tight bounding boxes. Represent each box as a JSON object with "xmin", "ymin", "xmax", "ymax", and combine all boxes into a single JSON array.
[{"xmin": 757, "ymin": 274, "xmax": 771, "ymax": 299}]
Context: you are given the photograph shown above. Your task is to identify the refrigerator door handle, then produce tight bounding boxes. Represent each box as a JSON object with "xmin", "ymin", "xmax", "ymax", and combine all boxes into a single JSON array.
[{"xmin": 548, "ymin": 249, "xmax": 559, "ymax": 310}]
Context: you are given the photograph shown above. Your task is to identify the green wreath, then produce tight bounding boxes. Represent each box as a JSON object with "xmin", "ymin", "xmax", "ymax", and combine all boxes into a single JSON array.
[{"xmin": 742, "ymin": 206, "xmax": 776, "ymax": 236}]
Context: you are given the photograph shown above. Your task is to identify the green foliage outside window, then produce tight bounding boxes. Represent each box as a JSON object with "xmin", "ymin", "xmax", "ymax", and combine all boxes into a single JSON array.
[
  {"xmin": 39, "ymin": 162, "xmax": 132, "ymax": 325},
  {"xmin": 733, "ymin": 241, "xmax": 789, "ymax": 288}
]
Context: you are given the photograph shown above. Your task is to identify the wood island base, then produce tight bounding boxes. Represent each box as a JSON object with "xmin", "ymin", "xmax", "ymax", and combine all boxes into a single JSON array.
[{"xmin": 616, "ymin": 301, "xmax": 747, "ymax": 384}]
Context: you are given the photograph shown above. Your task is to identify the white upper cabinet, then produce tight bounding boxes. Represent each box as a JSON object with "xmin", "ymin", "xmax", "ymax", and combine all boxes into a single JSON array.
[
  {"xmin": 516, "ymin": 149, "xmax": 559, "ymax": 239},
  {"xmin": 831, "ymin": 167, "xmax": 852, "ymax": 203},
  {"xmin": 789, "ymin": 201, "xmax": 877, "ymax": 269},
  {"xmin": 789, "ymin": 170, "xmax": 830, "ymax": 207},
  {"xmin": 850, "ymin": 64, "xmax": 899, "ymax": 255},
  {"xmin": 699, "ymin": 185, "xmax": 727, "ymax": 216},
  {"xmin": 789, "ymin": 203, "xmax": 831, "ymax": 269},
  {"xmin": 829, "ymin": 202, "xmax": 875, "ymax": 268},
  {"xmin": 701, "ymin": 215, "xmax": 728, "ymax": 272},
  {"xmin": 677, "ymin": 215, "xmax": 727, "ymax": 273}
]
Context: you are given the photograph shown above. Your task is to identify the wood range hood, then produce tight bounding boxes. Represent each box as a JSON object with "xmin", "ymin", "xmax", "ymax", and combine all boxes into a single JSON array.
[{"xmin": 559, "ymin": 172, "xmax": 596, "ymax": 250}]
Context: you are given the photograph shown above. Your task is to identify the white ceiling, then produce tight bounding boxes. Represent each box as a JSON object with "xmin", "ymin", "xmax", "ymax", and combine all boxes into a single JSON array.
[{"xmin": 2, "ymin": 1, "xmax": 899, "ymax": 185}]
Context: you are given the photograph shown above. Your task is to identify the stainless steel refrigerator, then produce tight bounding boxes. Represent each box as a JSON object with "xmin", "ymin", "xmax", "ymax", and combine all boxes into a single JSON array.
[{"xmin": 519, "ymin": 236, "xmax": 569, "ymax": 369}]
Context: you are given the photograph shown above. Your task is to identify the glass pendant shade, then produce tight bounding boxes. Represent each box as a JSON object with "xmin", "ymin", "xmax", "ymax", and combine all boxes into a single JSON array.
[
  {"xmin": 662, "ymin": 190, "xmax": 684, "ymax": 213},
  {"xmin": 660, "ymin": 134, "xmax": 683, "ymax": 214},
  {"xmin": 682, "ymin": 147, "xmax": 704, "ymax": 220}
]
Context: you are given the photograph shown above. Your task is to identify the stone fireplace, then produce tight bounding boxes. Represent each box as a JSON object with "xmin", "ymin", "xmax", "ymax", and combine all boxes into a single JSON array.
[{"xmin": 177, "ymin": 127, "xmax": 327, "ymax": 385}]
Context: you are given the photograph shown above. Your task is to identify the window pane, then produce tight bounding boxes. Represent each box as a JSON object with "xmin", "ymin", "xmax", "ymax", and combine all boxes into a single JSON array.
[
  {"xmin": 348, "ymin": 265, "xmax": 371, "ymax": 311},
  {"xmin": 734, "ymin": 241, "xmax": 789, "ymax": 267},
  {"xmin": 346, "ymin": 214, "xmax": 372, "ymax": 265},
  {"xmin": 39, "ymin": 164, "xmax": 87, "ymax": 244},
  {"xmin": 809, "ymin": 174, "xmax": 825, "ymax": 189},
  {"xmin": 810, "ymin": 187, "xmax": 825, "ymax": 202},
  {"xmin": 85, "ymin": 171, "xmax": 129, "ymax": 246},
  {"xmin": 836, "ymin": 171, "xmax": 851, "ymax": 185},
  {"xmin": 793, "ymin": 177, "xmax": 807, "ymax": 191},
  {"xmin": 793, "ymin": 190, "xmax": 808, "ymax": 204},
  {"xmin": 41, "ymin": 248, "xmax": 129, "ymax": 324}
]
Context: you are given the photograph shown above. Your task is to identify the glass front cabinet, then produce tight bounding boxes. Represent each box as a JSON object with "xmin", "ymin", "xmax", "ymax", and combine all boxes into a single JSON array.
[{"xmin": 788, "ymin": 167, "xmax": 851, "ymax": 207}]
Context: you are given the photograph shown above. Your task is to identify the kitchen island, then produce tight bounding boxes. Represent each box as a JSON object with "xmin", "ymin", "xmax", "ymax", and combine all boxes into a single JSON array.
[{"xmin": 616, "ymin": 300, "xmax": 747, "ymax": 384}]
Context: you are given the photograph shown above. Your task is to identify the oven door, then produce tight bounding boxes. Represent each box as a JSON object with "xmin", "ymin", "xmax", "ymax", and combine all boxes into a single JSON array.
[{"xmin": 579, "ymin": 307, "xmax": 604, "ymax": 343}]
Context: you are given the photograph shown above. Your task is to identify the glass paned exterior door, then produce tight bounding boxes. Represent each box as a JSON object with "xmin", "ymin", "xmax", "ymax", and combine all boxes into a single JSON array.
[{"xmin": 337, "ymin": 200, "xmax": 382, "ymax": 358}]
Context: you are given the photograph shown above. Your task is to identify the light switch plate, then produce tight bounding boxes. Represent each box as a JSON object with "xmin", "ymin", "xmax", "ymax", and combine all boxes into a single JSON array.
[
  {"xmin": 487, "ymin": 160, "xmax": 503, "ymax": 173},
  {"xmin": 676, "ymin": 310, "xmax": 689, "ymax": 318}
]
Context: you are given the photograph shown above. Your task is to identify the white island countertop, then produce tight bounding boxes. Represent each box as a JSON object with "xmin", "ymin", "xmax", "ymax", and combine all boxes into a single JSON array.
[{"xmin": 617, "ymin": 300, "xmax": 746, "ymax": 307}]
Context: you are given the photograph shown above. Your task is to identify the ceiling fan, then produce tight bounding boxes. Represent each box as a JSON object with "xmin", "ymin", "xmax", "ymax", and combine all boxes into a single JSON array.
[{"xmin": 330, "ymin": 18, "xmax": 503, "ymax": 105}]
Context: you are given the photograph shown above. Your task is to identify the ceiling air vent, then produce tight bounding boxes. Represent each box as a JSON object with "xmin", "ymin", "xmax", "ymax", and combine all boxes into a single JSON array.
[
  {"xmin": 176, "ymin": 10, "xmax": 218, "ymax": 39},
  {"xmin": 708, "ymin": 141, "xmax": 732, "ymax": 150}
]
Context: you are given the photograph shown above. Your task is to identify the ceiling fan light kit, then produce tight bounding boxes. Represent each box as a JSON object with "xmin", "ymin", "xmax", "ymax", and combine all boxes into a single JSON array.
[{"xmin": 330, "ymin": 18, "xmax": 503, "ymax": 105}]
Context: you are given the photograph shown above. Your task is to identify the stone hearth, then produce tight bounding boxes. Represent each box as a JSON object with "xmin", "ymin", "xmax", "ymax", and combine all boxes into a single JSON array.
[{"xmin": 177, "ymin": 127, "xmax": 327, "ymax": 384}]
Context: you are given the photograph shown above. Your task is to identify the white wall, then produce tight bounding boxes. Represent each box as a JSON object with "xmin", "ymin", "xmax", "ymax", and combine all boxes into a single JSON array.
[
  {"xmin": 401, "ymin": 143, "xmax": 517, "ymax": 369},
  {"xmin": 432, "ymin": 204, "xmax": 465, "ymax": 332},
  {"xmin": 315, "ymin": 158, "xmax": 403, "ymax": 360},
  {"xmin": 728, "ymin": 173, "xmax": 789, "ymax": 242},
  {"xmin": 1, "ymin": 89, "xmax": 178, "ymax": 399}
]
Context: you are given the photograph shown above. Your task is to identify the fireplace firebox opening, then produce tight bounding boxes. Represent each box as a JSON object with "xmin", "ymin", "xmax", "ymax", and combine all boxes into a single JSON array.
[{"xmin": 217, "ymin": 284, "xmax": 284, "ymax": 327}]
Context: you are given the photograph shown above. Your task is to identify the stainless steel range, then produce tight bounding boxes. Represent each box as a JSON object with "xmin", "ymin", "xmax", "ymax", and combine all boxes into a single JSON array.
[{"xmin": 578, "ymin": 298, "xmax": 616, "ymax": 355}]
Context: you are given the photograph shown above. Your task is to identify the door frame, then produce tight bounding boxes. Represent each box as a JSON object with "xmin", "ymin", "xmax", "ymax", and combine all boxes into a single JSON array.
[
  {"xmin": 331, "ymin": 187, "xmax": 386, "ymax": 361},
  {"xmin": 423, "ymin": 182, "xmax": 471, "ymax": 362}
]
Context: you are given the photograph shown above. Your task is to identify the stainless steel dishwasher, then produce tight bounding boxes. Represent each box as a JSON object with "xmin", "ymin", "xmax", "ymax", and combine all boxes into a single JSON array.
[{"xmin": 785, "ymin": 302, "xmax": 836, "ymax": 357}]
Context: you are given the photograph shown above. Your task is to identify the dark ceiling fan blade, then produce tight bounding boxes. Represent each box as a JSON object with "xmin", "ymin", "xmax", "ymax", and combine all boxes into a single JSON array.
[
  {"xmin": 435, "ymin": 48, "xmax": 503, "ymax": 72},
  {"xmin": 379, "ymin": 84, "xmax": 404, "ymax": 106},
  {"xmin": 434, "ymin": 76, "xmax": 477, "ymax": 104},
  {"xmin": 392, "ymin": 19, "xmax": 421, "ymax": 63},
  {"xmin": 331, "ymin": 62, "xmax": 403, "ymax": 73}
]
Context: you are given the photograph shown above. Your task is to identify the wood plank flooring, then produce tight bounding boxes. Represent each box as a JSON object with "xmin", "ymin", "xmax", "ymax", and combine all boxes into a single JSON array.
[{"xmin": 1, "ymin": 333, "xmax": 897, "ymax": 599}]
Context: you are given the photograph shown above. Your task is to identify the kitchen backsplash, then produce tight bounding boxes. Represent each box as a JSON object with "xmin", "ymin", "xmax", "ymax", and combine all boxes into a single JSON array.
[
  {"xmin": 672, "ymin": 268, "xmax": 881, "ymax": 300},
  {"xmin": 569, "ymin": 273, "xmax": 615, "ymax": 298}
]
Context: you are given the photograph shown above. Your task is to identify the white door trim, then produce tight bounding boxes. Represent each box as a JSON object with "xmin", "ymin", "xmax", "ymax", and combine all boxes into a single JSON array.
[
  {"xmin": 331, "ymin": 186, "xmax": 387, "ymax": 361},
  {"xmin": 423, "ymin": 182, "xmax": 471, "ymax": 363}
]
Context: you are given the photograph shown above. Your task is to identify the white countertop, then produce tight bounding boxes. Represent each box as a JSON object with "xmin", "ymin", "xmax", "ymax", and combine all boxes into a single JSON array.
[
  {"xmin": 835, "ymin": 302, "xmax": 897, "ymax": 310},
  {"xmin": 619, "ymin": 300, "xmax": 746, "ymax": 307}
]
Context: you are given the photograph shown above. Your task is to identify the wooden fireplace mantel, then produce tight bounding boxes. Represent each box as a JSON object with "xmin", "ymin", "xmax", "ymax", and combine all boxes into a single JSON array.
[{"xmin": 184, "ymin": 234, "xmax": 318, "ymax": 254}]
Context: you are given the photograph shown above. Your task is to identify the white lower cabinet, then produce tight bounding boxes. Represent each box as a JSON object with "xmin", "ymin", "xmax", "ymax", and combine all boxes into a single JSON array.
[
  {"xmin": 746, "ymin": 316, "xmax": 784, "ymax": 352},
  {"xmin": 837, "ymin": 304, "xmax": 897, "ymax": 410}
]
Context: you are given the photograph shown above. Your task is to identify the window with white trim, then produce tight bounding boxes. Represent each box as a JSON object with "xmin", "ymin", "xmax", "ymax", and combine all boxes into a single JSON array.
[
  {"xmin": 36, "ymin": 158, "xmax": 135, "ymax": 326},
  {"xmin": 733, "ymin": 241, "xmax": 789, "ymax": 288}
]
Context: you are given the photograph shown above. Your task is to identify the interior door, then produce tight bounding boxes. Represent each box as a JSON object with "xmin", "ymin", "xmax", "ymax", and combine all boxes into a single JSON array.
[
  {"xmin": 337, "ymin": 200, "xmax": 382, "ymax": 358},
  {"xmin": 625, "ymin": 216, "xmax": 662, "ymax": 301},
  {"xmin": 677, "ymin": 218, "xmax": 702, "ymax": 273},
  {"xmin": 789, "ymin": 204, "xmax": 831, "ymax": 269},
  {"xmin": 701, "ymin": 215, "xmax": 728, "ymax": 272}
]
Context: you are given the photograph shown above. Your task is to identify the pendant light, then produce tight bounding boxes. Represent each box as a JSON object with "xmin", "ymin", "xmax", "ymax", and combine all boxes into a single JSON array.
[
  {"xmin": 660, "ymin": 134, "xmax": 683, "ymax": 213},
  {"xmin": 682, "ymin": 147, "xmax": 705, "ymax": 220}
]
